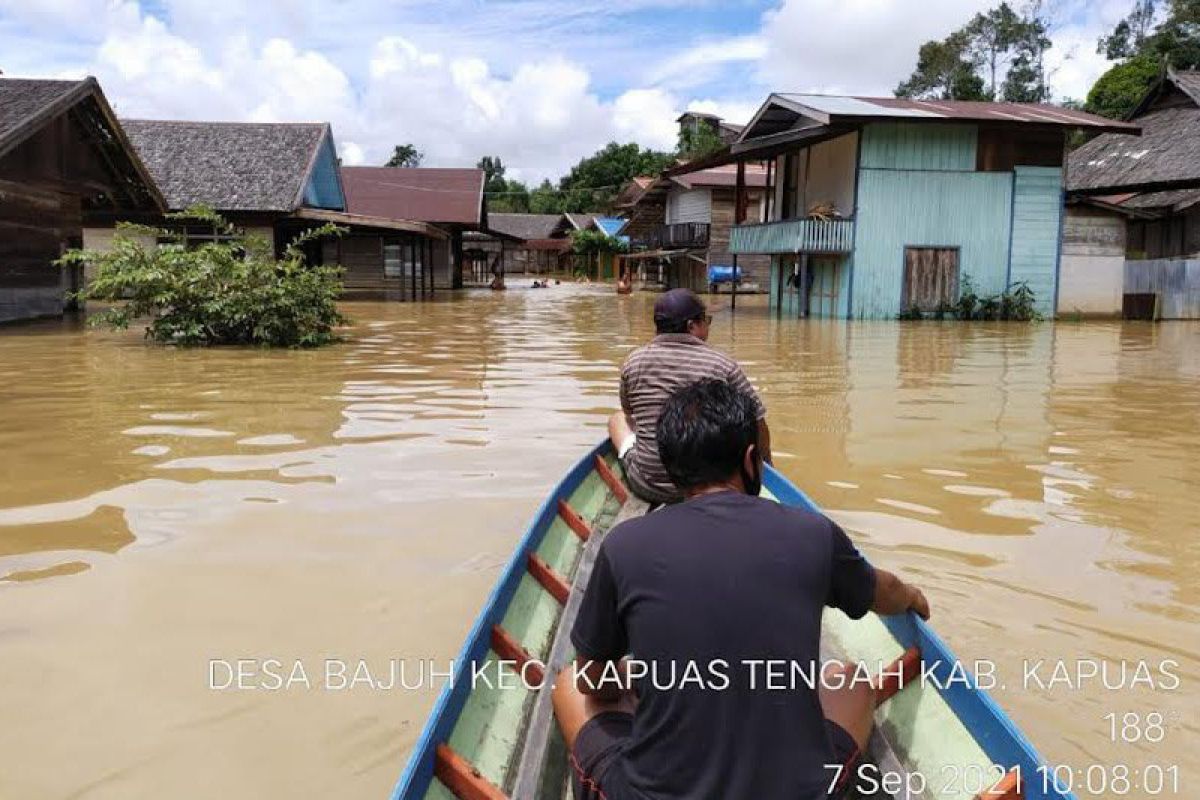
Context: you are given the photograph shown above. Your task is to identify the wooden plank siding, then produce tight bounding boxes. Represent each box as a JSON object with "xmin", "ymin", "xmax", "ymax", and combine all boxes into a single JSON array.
[
  {"xmin": 852, "ymin": 167, "xmax": 1013, "ymax": 318},
  {"xmin": 1008, "ymin": 166, "xmax": 1063, "ymax": 316},
  {"xmin": 859, "ymin": 123, "xmax": 978, "ymax": 172},
  {"xmin": 709, "ymin": 187, "xmax": 769, "ymax": 287}
]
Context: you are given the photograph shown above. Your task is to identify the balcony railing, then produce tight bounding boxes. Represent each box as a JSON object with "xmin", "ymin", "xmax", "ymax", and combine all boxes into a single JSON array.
[
  {"xmin": 634, "ymin": 222, "xmax": 710, "ymax": 251},
  {"xmin": 730, "ymin": 217, "xmax": 855, "ymax": 255}
]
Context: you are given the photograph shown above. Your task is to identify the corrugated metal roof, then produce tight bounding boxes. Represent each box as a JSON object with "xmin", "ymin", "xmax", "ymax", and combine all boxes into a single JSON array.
[
  {"xmin": 773, "ymin": 93, "xmax": 1136, "ymax": 129},
  {"xmin": 341, "ymin": 166, "xmax": 485, "ymax": 226},
  {"xmin": 671, "ymin": 163, "xmax": 769, "ymax": 189},
  {"xmin": 486, "ymin": 213, "xmax": 569, "ymax": 241}
]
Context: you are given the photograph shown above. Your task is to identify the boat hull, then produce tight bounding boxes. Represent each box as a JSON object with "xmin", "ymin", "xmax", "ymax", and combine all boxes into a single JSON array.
[{"xmin": 392, "ymin": 443, "xmax": 1074, "ymax": 800}]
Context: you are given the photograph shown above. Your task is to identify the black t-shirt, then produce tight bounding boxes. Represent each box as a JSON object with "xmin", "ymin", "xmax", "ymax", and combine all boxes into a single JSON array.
[{"xmin": 570, "ymin": 491, "xmax": 877, "ymax": 800}]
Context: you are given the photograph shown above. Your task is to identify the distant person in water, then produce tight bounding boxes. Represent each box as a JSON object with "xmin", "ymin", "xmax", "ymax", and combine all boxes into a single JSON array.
[
  {"xmin": 490, "ymin": 269, "xmax": 506, "ymax": 291},
  {"xmin": 554, "ymin": 378, "xmax": 931, "ymax": 800},
  {"xmin": 609, "ymin": 288, "xmax": 772, "ymax": 504}
]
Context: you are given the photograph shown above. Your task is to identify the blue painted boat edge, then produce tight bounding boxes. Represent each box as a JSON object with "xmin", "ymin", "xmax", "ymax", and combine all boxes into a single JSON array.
[
  {"xmin": 763, "ymin": 464, "xmax": 1077, "ymax": 800},
  {"xmin": 390, "ymin": 440, "xmax": 613, "ymax": 799}
]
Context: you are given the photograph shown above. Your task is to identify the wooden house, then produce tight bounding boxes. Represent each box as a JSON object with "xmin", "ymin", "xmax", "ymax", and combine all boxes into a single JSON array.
[
  {"xmin": 470, "ymin": 214, "xmax": 575, "ymax": 279},
  {"xmin": 1066, "ymin": 69, "xmax": 1200, "ymax": 318},
  {"xmin": 688, "ymin": 94, "xmax": 1132, "ymax": 319},
  {"xmin": 337, "ymin": 166, "xmax": 488, "ymax": 292},
  {"xmin": 0, "ymin": 77, "xmax": 163, "ymax": 323},
  {"xmin": 616, "ymin": 164, "xmax": 770, "ymax": 293}
]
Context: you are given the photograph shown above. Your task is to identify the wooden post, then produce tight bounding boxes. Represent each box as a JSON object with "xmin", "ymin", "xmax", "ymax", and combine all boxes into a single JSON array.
[
  {"xmin": 733, "ymin": 160, "xmax": 746, "ymax": 312},
  {"xmin": 410, "ymin": 237, "xmax": 417, "ymax": 301},
  {"xmin": 451, "ymin": 229, "xmax": 464, "ymax": 289}
]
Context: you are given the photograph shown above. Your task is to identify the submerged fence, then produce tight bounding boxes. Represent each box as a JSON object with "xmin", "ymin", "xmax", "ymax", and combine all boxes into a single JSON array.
[{"xmin": 1125, "ymin": 259, "xmax": 1200, "ymax": 320}]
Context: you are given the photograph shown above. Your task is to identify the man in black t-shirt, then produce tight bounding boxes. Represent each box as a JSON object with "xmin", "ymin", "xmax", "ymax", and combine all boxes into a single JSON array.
[{"xmin": 552, "ymin": 379, "xmax": 931, "ymax": 800}]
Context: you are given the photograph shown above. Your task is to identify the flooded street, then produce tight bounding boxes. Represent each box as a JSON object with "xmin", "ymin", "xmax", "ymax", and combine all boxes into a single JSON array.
[{"xmin": 1, "ymin": 285, "xmax": 1198, "ymax": 798}]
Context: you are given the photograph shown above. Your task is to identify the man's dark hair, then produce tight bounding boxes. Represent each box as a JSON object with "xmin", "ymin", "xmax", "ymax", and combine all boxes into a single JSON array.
[
  {"xmin": 655, "ymin": 316, "xmax": 692, "ymax": 335},
  {"xmin": 656, "ymin": 378, "xmax": 759, "ymax": 490}
]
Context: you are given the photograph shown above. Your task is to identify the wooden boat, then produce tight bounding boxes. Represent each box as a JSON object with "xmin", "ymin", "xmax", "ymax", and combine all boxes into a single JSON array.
[{"xmin": 391, "ymin": 442, "xmax": 1074, "ymax": 800}]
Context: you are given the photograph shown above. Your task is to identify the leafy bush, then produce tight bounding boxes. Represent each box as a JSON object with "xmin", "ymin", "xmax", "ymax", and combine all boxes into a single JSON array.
[
  {"xmin": 570, "ymin": 228, "xmax": 628, "ymax": 255},
  {"xmin": 896, "ymin": 274, "xmax": 1042, "ymax": 322},
  {"xmin": 59, "ymin": 208, "xmax": 347, "ymax": 347}
]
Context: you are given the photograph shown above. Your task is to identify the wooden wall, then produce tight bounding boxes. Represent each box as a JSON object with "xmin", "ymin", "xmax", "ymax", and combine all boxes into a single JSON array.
[
  {"xmin": 1059, "ymin": 206, "xmax": 1126, "ymax": 317},
  {"xmin": 710, "ymin": 187, "xmax": 769, "ymax": 288}
]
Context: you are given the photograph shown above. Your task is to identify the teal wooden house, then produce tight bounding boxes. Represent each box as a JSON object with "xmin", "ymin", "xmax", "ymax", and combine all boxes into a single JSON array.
[{"xmin": 697, "ymin": 95, "xmax": 1134, "ymax": 319}]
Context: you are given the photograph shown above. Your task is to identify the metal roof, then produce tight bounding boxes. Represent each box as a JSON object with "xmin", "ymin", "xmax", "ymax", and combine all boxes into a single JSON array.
[
  {"xmin": 340, "ymin": 166, "xmax": 485, "ymax": 226},
  {"xmin": 741, "ymin": 93, "xmax": 1138, "ymax": 143}
]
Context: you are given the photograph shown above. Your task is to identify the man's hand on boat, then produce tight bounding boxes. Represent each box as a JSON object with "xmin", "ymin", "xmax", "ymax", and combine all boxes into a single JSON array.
[{"xmin": 872, "ymin": 568, "xmax": 931, "ymax": 620}]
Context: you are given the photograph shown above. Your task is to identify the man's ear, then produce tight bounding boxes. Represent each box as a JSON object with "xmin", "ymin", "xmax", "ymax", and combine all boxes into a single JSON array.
[{"xmin": 743, "ymin": 444, "xmax": 758, "ymax": 475}]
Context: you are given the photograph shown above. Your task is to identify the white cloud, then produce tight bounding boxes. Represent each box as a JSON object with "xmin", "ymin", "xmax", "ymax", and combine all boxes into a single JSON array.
[
  {"xmin": 0, "ymin": 0, "xmax": 1137, "ymax": 185},
  {"xmin": 648, "ymin": 35, "xmax": 767, "ymax": 90}
]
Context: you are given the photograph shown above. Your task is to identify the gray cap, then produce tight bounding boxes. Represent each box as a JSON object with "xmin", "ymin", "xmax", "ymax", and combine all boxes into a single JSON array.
[{"xmin": 654, "ymin": 289, "xmax": 706, "ymax": 327}]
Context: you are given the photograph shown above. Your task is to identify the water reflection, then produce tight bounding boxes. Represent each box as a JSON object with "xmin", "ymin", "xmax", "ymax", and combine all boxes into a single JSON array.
[{"xmin": 0, "ymin": 288, "xmax": 1197, "ymax": 797}]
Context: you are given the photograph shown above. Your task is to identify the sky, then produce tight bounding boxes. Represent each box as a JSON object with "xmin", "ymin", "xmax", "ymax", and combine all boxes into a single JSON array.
[{"xmin": 0, "ymin": 0, "xmax": 1136, "ymax": 184}]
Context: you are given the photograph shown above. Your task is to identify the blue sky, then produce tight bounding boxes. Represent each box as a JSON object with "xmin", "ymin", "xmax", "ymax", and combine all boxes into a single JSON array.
[{"xmin": 0, "ymin": 0, "xmax": 1132, "ymax": 182}]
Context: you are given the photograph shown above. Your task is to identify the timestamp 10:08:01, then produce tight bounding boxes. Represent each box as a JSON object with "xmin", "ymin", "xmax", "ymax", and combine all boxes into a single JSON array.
[
  {"xmin": 1039, "ymin": 763, "xmax": 1180, "ymax": 796},
  {"xmin": 830, "ymin": 763, "xmax": 1181, "ymax": 796}
]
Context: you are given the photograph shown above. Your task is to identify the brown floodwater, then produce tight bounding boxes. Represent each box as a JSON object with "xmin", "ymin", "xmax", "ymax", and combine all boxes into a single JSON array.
[{"xmin": 1, "ymin": 286, "xmax": 1197, "ymax": 798}]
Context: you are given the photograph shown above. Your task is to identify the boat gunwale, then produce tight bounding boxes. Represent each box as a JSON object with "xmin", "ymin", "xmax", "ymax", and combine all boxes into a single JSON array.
[
  {"xmin": 390, "ymin": 440, "xmax": 613, "ymax": 800},
  {"xmin": 764, "ymin": 463, "xmax": 1076, "ymax": 800}
]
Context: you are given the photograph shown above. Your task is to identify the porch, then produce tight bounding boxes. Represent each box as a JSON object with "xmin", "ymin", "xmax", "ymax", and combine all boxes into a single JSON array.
[{"xmin": 730, "ymin": 217, "xmax": 855, "ymax": 255}]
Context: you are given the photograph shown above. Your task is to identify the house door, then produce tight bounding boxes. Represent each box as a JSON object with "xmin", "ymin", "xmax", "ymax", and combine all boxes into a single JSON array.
[
  {"xmin": 902, "ymin": 247, "xmax": 959, "ymax": 313},
  {"xmin": 807, "ymin": 257, "xmax": 843, "ymax": 318}
]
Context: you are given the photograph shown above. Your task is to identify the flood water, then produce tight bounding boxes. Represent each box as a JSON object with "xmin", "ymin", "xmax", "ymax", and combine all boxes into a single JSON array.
[{"xmin": 1, "ymin": 285, "xmax": 1197, "ymax": 798}]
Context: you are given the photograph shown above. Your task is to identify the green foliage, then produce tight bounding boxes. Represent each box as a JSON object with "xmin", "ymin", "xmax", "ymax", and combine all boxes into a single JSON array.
[
  {"xmin": 1085, "ymin": 54, "xmax": 1164, "ymax": 119},
  {"xmin": 896, "ymin": 2, "xmax": 1051, "ymax": 102},
  {"xmin": 557, "ymin": 142, "xmax": 676, "ymax": 212},
  {"xmin": 1085, "ymin": 0, "xmax": 1200, "ymax": 120},
  {"xmin": 896, "ymin": 32, "xmax": 988, "ymax": 100},
  {"xmin": 677, "ymin": 123, "xmax": 726, "ymax": 160},
  {"xmin": 896, "ymin": 274, "xmax": 1042, "ymax": 321},
  {"xmin": 58, "ymin": 207, "xmax": 346, "ymax": 347},
  {"xmin": 570, "ymin": 228, "xmax": 628, "ymax": 255},
  {"xmin": 384, "ymin": 144, "xmax": 423, "ymax": 167},
  {"xmin": 1099, "ymin": 0, "xmax": 1159, "ymax": 59}
]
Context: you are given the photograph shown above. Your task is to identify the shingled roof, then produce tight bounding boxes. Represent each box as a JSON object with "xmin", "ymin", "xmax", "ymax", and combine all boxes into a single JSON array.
[
  {"xmin": 121, "ymin": 119, "xmax": 333, "ymax": 212},
  {"xmin": 487, "ymin": 213, "xmax": 571, "ymax": 241},
  {"xmin": 1068, "ymin": 70, "xmax": 1200, "ymax": 196},
  {"xmin": 0, "ymin": 76, "xmax": 163, "ymax": 210}
]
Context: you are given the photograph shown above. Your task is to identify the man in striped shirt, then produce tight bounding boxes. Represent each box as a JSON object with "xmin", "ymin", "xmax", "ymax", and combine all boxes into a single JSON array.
[{"xmin": 609, "ymin": 289, "xmax": 772, "ymax": 504}]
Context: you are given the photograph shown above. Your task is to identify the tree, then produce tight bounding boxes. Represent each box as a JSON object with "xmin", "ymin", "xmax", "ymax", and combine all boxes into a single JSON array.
[
  {"xmin": 385, "ymin": 144, "xmax": 423, "ymax": 168},
  {"xmin": 557, "ymin": 142, "xmax": 675, "ymax": 212},
  {"xmin": 1085, "ymin": 53, "xmax": 1165, "ymax": 118},
  {"xmin": 1099, "ymin": 0, "xmax": 1159, "ymax": 59},
  {"xmin": 896, "ymin": 31, "xmax": 989, "ymax": 100},
  {"xmin": 895, "ymin": 2, "xmax": 1052, "ymax": 102},
  {"xmin": 529, "ymin": 179, "xmax": 566, "ymax": 214},
  {"xmin": 1082, "ymin": 0, "xmax": 1200, "ymax": 120},
  {"xmin": 58, "ymin": 208, "xmax": 345, "ymax": 347},
  {"xmin": 677, "ymin": 123, "xmax": 725, "ymax": 160},
  {"xmin": 965, "ymin": 3, "xmax": 1026, "ymax": 99}
]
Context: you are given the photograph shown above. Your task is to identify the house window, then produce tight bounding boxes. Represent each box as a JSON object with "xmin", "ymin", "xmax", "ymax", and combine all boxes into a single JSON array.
[
  {"xmin": 902, "ymin": 247, "xmax": 960, "ymax": 312},
  {"xmin": 383, "ymin": 243, "xmax": 403, "ymax": 277}
]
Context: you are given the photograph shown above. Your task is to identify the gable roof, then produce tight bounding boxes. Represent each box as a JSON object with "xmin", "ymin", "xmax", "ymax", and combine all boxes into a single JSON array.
[
  {"xmin": 340, "ymin": 166, "xmax": 485, "ymax": 226},
  {"xmin": 591, "ymin": 217, "xmax": 627, "ymax": 236},
  {"xmin": 740, "ymin": 94, "xmax": 1138, "ymax": 144},
  {"xmin": 121, "ymin": 119, "xmax": 338, "ymax": 212},
  {"xmin": 486, "ymin": 213, "xmax": 571, "ymax": 241},
  {"xmin": 1068, "ymin": 70, "xmax": 1200, "ymax": 196},
  {"xmin": 0, "ymin": 76, "xmax": 163, "ymax": 210},
  {"xmin": 564, "ymin": 213, "xmax": 595, "ymax": 230},
  {"xmin": 670, "ymin": 163, "xmax": 768, "ymax": 190}
]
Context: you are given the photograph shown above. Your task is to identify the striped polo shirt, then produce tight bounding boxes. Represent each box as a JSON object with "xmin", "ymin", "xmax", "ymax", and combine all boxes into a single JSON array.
[{"xmin": 619, "ymin": 333, "xmax": 766, "ymax": 502}]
